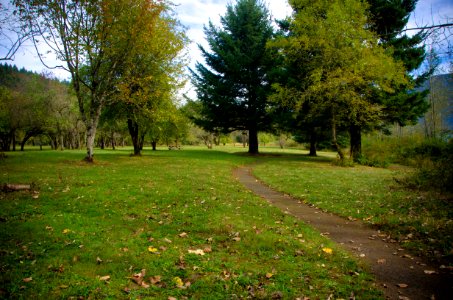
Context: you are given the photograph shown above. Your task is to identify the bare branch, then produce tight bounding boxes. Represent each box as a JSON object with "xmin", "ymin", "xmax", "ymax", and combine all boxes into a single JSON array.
[{"xmin": 400, "ymin": 23, "xmax": 453, "ymax": 33}]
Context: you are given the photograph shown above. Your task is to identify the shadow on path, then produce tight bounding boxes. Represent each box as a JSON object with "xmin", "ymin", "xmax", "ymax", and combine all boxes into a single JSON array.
[{"xmin": 233, "ymin": 165, "xmax": 452, "ymax": 300}]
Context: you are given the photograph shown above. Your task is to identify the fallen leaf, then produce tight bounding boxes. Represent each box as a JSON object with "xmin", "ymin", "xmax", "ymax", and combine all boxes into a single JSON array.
[
  {"xmin": 203, "ymin": 246, "xmax": 212, "ymax": 253},
  {"xmin": 188, "ymin": 249, "xmax": 205, "ymax": 256},
  {"xmin": 149, "ymin": 275, "xmax": 161, "ymax": 285},
  {"xmin": 397, "ymin": 283, "xmax": 408, "ymax": 288},
  {"xmin": 168, "ymin": 297, "xmax": 177, "ymax": 300},
  {"xmin": 377, "ymin": 259, "xmax": 386, "ymax": 264},
  {"xmin": 266, "ymin": 273, "xmax": 273, "ymax": 279},
  {"xmin": 424, "ymin": 270, "xmax": 437, "ymax": 274},
  {"xmin": 131, "ymin": 269, "xmax": 148, "ymax": 287},
  {"xmin": 173, "ymin": 276, "xmax": 184, "ymax": 288},
  {"xmin": 22, "ymin": 277, "xmax": 32, "ymax": 283},
  {"xmin": 99, "ymin": 275, "xmax": 111, "ymax": 281},
  {"xmin": 148, "ymin": 246, "xmax": 159, "ymax": 253},
  {"xmin": 45, "ymin": 226, "xmax": 53, "ymax": 231},
  {"xmin": 322, "ymin": 247, "xmax": 333, "ymax": 255},
  {"xmin": 232, "ymin": 237, "xmax": 241, "ymax": 242},
  {"xmin": 163, "ymin": 238, "xmax": 172, "ymax": 243},
  {"xmin": 178, "ymin": 232, "xmax": 188, "ymax": 238},
  {"xmin": 62, "ymin": 229, "xmax": 70, "ymax": 234},
  {"xmin": 96, "ymin": 257, "xmax": 103, "ymax": 264}
]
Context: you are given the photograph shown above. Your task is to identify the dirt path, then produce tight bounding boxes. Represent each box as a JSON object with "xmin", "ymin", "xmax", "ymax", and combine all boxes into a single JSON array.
[{"xmin": 233, "ymin": 165, "xmax": 452, "ymax": 300}]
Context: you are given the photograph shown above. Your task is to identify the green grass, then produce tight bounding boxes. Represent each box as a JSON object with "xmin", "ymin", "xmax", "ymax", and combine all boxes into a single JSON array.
[
  {"xmin": 252, "ymin": 153, "xmax": 453, "ymax": 264},
  {"xmin": 0, "ymin": 147, "xmax": 380, "ymax": 299}
]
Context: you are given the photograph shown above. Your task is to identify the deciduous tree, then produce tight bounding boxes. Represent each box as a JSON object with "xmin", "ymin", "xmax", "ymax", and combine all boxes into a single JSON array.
[
  {"xmin": 273, "ymin": 0, "xmax": 408, "ymax": 160},
  {"xmin": 13, "ymin": 0, "xmax": 168, "ymax": 161}
]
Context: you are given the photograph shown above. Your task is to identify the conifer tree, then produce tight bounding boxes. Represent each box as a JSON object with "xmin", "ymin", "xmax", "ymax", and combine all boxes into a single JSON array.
[{"xmin": 191, "ymin": 0, "xmax": 275, "ymax": 154}]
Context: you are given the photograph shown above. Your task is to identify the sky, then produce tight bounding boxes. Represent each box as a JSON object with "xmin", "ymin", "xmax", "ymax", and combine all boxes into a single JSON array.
[{"xmin": 1, "ymin": 0, "xmax": 452, "ymax": 95}]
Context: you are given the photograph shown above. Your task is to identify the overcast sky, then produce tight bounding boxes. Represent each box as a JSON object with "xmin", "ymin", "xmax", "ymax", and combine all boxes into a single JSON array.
[{"xmin": 2, "ymin": 0, "xmax": 452, "ymax": 88}]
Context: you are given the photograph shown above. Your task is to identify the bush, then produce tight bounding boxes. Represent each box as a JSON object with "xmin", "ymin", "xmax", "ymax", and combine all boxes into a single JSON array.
[
  {"xmin": 407, "ymin": 140, "xmax": 453, "ymax": 192},
  {"xmin": 356, "ymin": 154, "xmax": 390, "ymax": 168}
]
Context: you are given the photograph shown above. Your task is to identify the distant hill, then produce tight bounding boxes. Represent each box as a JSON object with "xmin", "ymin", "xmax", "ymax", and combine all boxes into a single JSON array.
[{"xmin": 419, "ymin": 73, "xmax": 453, "ymax": 134}]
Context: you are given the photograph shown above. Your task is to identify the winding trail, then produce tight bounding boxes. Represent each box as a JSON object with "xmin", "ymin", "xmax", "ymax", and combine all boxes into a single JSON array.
[{"xmin": 233, "ymin": 165, "xmax": 452, "ymax": 300}]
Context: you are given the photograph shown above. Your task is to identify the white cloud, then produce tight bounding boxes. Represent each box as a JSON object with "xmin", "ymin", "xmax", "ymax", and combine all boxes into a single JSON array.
[{"xmin": 3, "ymin": 0, "xmax": 450, "ymax": 83}]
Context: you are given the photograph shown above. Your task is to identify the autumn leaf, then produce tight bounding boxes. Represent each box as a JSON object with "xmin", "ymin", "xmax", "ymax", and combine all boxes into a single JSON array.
[
  {"xmin": 149, "ymin": 275, "xmax": 161, "ymax": 285},
  {"xmin": 173, "ymin": 276, "xmax": 184, "ymax": 288},
  {"xmin": 232, "ymin": 237, "xmax": 241, "ymax": 242},
  {"xmin": 397, "ymin": 283, "xmax": 408, "ymax": 288},
  {"xmin": 266, "ymin": 273, "xmax": 273, "ymax": 279},
  {"xmin": 99, "ymin": 275, "xmax": 111, "ymax": 281},
  {"xmin": 132, "ymin": 270, "xmax": 145, "ymax": 285},
  {"xmin": 22, "ymin": 277, "xmax": 32, "ymax": 283},
  {"xmin": 163, "ymin": 238, "xmax": 172, "ymax": 243},
  {"xmin": 178, "ymin": 232, "xmax": 188, "ymax": 238},
  {"xmin": 62, "ymin": 229, "xmax": 70, "ymax": 234},
  {"xmin": 148, "ymin": 246, "xmax": 159, "ymax": 253},
  {"xmin": 188, "ymin": 249, "xmax": 205, "ymax": 256},
  {"xmin": 377, "ymin": 258, "xmax": 386, "ymax": 264},
  {"xmin": 131, "ymin": 269, "xmax": 151, "ymax": 288},
  {"xmin": 96, "ymin": 257, "xmax": 103, "ymax": 264},
  {"xmin": 424, "ymin": 270, "xmax": 437, "ymax": 274},
  {"xmin": 203, "ymin": 246, "xmax": 212, "ymax": 253},
  {"xmin": 322, "ymin": 247, "xmax": 333, "ymax": 254}
]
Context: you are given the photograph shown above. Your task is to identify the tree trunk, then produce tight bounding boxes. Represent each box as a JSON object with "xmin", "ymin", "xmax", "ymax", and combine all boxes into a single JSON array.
[
  {"xmin": 242, "ymin": 131, "xmax": 247, "ymax": 148},
  {"xmin": 0, "ymin": 132, "xmax": 12, "ymax": 151},
  {"xmin": 85, "ymin": 124, "xmax": 97, "ymax": 162},
  {"xmin": 60, "ymin": 134, "xmax": 65, "ymax": 151},
  {"xmin": 151, "ymin": 141, "xmax": 157, "ymax": 151},
  {"xmin": 248, "ymin": 128, "xmax": 259, "ymax": 154},
  {"xmin": 100, "ymin": 135, "xmax": 105, "ymax": 150},
  {"xmin": 309, "ymin": 129, "xmax": 317, "ymax": 157},
  {"xmin": 127, "ymin": 118, "xmax": 141, "ymax": 156},
  {"xmin": 20, "ymin": 131, "xmax": 37, "ymax": 151},
  {"xmin": 111, "ymin": 132, "xmax": 115, "ymax": 150},
  {"xmin": 349, "ymin": 125, "xmax": 361, "ymax": 161},
  {"xmin": 12, "ymin": 131, "xmax": 16, "ymax": 151},
  {"xmin": 331, "ymin": 113, "xmax": 345, "ymax": 160}
]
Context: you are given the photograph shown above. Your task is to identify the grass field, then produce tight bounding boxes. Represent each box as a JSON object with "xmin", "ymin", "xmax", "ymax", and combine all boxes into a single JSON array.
[
  {"xmin": 0, "ymin": 147, "xmax": 381, "ymax": 299},
  {"xmin": 252, "ymin": 154, "xmax": 453, "ymax": 264}
]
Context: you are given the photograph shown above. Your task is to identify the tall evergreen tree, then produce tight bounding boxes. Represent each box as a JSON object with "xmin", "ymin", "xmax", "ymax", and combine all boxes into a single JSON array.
[{"xmin": 191, "ymin": 0, "xmax": 275, "ymax": 154}]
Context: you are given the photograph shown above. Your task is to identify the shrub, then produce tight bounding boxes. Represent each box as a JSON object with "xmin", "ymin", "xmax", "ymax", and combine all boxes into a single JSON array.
[{"xmin": 407, "ymin": 140, "xmax": 453, "ymax": 192}]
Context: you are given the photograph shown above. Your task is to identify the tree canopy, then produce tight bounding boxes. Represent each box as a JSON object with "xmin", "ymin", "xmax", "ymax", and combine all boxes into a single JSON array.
[
  {"xmin": 13, "ymin": 0, "xmax": 183, "ymax": 161},
  {"xmin": 272, "ymin": 0, "xmax": 409, "ymax": 159}
]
